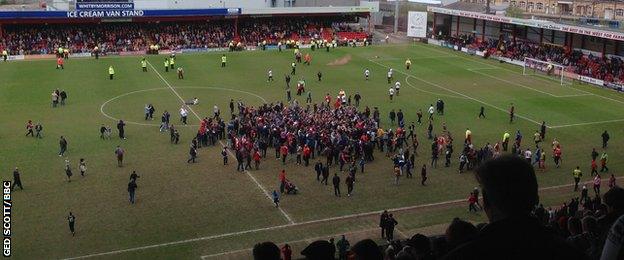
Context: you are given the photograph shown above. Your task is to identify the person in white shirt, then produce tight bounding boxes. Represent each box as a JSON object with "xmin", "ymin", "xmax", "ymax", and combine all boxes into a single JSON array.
[
  {"xmin": 268, "ymin": 69, "xmax": 273, "ymax": 82},
  {"xmin": 387, "ymin": 69, "xmax": 393, "ymax": 84},
  {"xmin": 213, "ymin": 105, "xmax": 219, "ymax": 118},
  {"xmin": 394, "ymin": 81, "xmax": 401, "ymax": 96},
  {"xmin": 524, "ymin": 149, "xmax": 532, "ymax": 164},
  {"xmin": 180, "ymin": 106, "xmax": 188, "ymax": 125},
  {"xmin": 428, "ymin": 105, "xmax": 435, "ymax": 119},
  {"xmin": 388, "ymin": 87, "xmax": 395, "ymax": 101},
  {"xmin": 364, "ymin": 69, "xmax": 370, "ymax": 80}
]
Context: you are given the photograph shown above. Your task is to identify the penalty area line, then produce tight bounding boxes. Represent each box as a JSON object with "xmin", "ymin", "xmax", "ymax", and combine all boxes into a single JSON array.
[{"xmin": 367, "ymin": 59, "xmax": 544, "ymax": 127}]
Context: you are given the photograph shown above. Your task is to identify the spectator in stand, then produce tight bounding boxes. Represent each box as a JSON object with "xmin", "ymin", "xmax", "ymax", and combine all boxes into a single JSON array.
[
  {"xmin": 253, "ymin": 241, "xmax": 281, "ymax": 260},
  {"xmin": 442, "ymin": 155, "xmax": 587, "ymax": 260}
]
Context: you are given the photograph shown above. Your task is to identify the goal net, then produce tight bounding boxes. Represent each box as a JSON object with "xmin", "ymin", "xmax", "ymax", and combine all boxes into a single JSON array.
[{"xmin": 522, "ymin": 57, "xmax": 573, "ymax": 85}]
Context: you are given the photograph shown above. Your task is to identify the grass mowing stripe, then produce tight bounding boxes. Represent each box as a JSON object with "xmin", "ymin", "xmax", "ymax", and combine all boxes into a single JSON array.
[{"xmin": 366, "ymin": 58, "xmax": 543, "ymax": 127}]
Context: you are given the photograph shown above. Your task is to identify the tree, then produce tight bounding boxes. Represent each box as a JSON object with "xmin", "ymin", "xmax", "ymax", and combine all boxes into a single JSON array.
[{"xmin": 506, "ymin": 6, "xmax": 524, "ymax": 18}]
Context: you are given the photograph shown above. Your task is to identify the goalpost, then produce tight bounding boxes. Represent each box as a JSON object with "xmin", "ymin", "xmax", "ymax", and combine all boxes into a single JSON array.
[{"xmin": 522, "ymin": 57, "xmax": 573, "ymax": 85}]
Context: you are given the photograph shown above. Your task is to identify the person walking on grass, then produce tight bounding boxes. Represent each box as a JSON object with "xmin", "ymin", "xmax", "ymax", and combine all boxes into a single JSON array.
[
  {"xmin": 421, "ymin": 164, "xmax": 428, "ymax": 186},
  {"xmin": 385, "ymin": 214, "xmax": 398, "ymax": 241},
  {"xmin": 115, "ymin": 145, "xmax": 125, "ymax": 167},
  {"xmin": 67, "ymin": 212, "xmax": 76, "ymax": 236},
  {"xmin": 65, "ymin": 159, "xmax": 72, "ymax": 182},
  {"xmin": 573, "ymin": 166, "xmax": 582, "ymax": 191},
  {"xmin": 601, "ymin": 151, "xmax": 609, "ymax": 172},
  {"xmin": 346, "ymin": 173, "xmax": 354, "ymax": 197},
  {"xmin": 117, "ymin": 120, "xmax": 126, "ymax": 140},
  {"xmin": 128, "ymin": 179, "xmax": 137, "ymax": 204},
  {"xmin": 187, "ymin": 145, "xmax": 197, "ymax": 163},
  {"xmin": 25, "ymin": 120, "xmax": 34, "ymax": 137},
  {"xmin": 333, "ymin": 173, "xmax": 341, "ymax": 197},
  {"xmin": 380, "ymin": 210, "xmax": 389, "ymax": 239},
  {"xmin": 12, "ymin": 167, "xmax": 23, "ymax": 191},
  {"xmin": 79, "ymin": 158, "xmax": 86, "ymax": 177},
  {"xmin": 59, "ymin": 136, "xmax": 68, "ymax": 156},
  {"xmin": 272, "ymin": 190, "xmax": 280, "ymax": 207},
  {"xmin": 35, "ymin": 122, "xmax": 43, "ymax": 138},
  {"xmin": 593, "ymin": 174, "xmax": 602, "ymax": 196},
  {"xmin": 602, "ymin": 130, "xmax": 610, "ymax": 148}
]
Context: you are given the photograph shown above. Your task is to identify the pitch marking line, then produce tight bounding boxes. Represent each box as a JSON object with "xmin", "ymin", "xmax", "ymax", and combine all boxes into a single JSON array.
[
  {"xmin": 550, "ymin": 118, "xmax": 624, "ymax": 128},
  {"xmin": 367, "ymin": 59, "xmax": 544, "ymax": 127},
  {"xmin": 62, "ymin": 177, "xmax": 622, "ymax": 260},
  {"xmin": 145, "ymin": 61, "xmax": 294, "ymax": 224},
  {"xmin": 467, "ymin": 68, "xmax": 591, "ymax": 98},
  {"xmin": 417, "ymin": 44, "xmax": 624, "ymax": 106},
  {"xmin": 218, "ymin": 140, "xmax": 295, "ymax": 224}
]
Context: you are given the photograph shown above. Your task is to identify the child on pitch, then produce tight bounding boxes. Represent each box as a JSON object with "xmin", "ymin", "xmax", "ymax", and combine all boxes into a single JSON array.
[{"xmin": 364, "ymin": 68, "xmax": 370, "ymax": 80}]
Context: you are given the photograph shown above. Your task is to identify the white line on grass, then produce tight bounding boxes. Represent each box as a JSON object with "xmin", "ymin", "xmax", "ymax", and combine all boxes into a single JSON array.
[
  {"xmin": 417, "ymin": 44, "xmax": 624, "ymax": 106},
  {"xmin": 145, "ymin": 61, "xmax": 294, "ymax": 224},
  {"xmin": 218, "ymin": 140, "xmax": 295, "ymax": 224},
  {"xmin": 367, "ymin": 59, "xmax": 544, "ymax": 127},
  {"xmin": 550, "ymin": 118, "xmax": 624, "ymax": 128},
  {"xmin": 62, "ymin": 177, "xmax": 622, "ymax": 260},
  {"xmin": 467, "ymin": 69, "xmax": 592, "ymax": 98}
]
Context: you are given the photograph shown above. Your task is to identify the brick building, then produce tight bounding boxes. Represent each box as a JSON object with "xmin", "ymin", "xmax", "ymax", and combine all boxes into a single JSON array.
[{"xmin": 460, "ymin": 0, "xmax": 624, "ymax": 20}]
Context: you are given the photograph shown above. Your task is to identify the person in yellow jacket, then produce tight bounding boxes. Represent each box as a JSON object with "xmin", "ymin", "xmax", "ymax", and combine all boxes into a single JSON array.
[
  {"xmin": 221, "ymin": 55, "xmax": 227, "ymax": 67},
  {"xmin": 405, "ymin": 59, "xmax": 412, "ymax": 70},
  {"xmin": 169, "ymin": 54, "xmax": 175, "ymax": 69},
  {"xmin": 502, "ymin": 131, "xmax": 511, "ymax": 151},
  {"xmin": 573, "ymin": 166, "xmax": 582, "ymax": 191},
  {"xmin": 57, "ymin": 47, "xmax": 64, "ymax": 58},
  {"xmin": 164, "ymin": 58, "xmax": 169, "ymax": 72},
  {"xmin": 141, "ymin": 58, "xmax": 147, "ymax": 72},
  {"xmin": 108, "ymin": 66, "xmax": 115, "ymax": 80},
  {"xmin": 2, "ymin": 49, "xmax": 7, "ymax": 62}
]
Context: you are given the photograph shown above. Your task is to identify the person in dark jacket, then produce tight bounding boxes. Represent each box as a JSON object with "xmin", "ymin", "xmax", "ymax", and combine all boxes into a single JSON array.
[
  {"xmin": 602, "ymin": 130, "xmax": 610, "ymax": 148},
  {"xmin": 332, "ymin": 173, "xmax": 341, "ymax": 197},
  {"xmin": 12, "ymin": 167, "xmax": 22, "ymax": 190},
  {"xmin": 380, "ymin": 210, "xmax": 389, "ymax": 238},
  {"xmin": 321, "ymin": 165, "xmax": 329, "ymax": 185},
  {"xmin": 442, "ymin": 155, "xmax": 587, "ymax": 260},
  {"xmin": 117, "ymin": 120, "xmax": 126, "ymax": 140},
  {"xmin": 128, "ymin": 180, "xmax": 137, "ymax": 204},
  {"xmin": 58, "ymin": 136, "xmax": 68, "ymax": 156},
  {"xmin": 314, "ymin": 161, "xmax": 323, "ymax": 181},
  {"xmin": 386, "ymin": 214, "xmax": 398, "ymax": 241}
]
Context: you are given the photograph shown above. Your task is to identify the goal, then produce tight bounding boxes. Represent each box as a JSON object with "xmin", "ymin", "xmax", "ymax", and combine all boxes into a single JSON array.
[{"xmin": 522, "ymin": 57, "xmax": 573, "ymax": 85}]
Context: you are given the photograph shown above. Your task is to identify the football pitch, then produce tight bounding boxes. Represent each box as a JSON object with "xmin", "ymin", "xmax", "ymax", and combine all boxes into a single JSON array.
[{"xmin": 1, "ymin": 43, "xmax": 624, "ymax": 259}]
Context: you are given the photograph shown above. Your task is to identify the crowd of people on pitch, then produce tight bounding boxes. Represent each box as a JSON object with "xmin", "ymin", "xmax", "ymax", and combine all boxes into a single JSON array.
[
  {"xmin": 0, "ymin": 17, "xmax": 366, "ymax": 55},
  {"xmin": 250, "ymin": 156, "xmax": 624, "ymax": 260},
  {"xmin": 444, "ymin": 34, "xmax": 624, "ymax": 84}
]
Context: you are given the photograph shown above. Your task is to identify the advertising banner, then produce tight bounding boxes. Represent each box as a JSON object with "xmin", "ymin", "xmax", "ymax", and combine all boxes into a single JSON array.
[{"xmin": 407, "ymin": 11, "xmax": 427, "ymax": 38}]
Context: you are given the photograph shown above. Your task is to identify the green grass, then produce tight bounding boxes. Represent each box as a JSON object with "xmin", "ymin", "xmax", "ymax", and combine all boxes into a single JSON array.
[{"xmin": 1, "ymin": 43, "xmax": 623, "ymax": 259}]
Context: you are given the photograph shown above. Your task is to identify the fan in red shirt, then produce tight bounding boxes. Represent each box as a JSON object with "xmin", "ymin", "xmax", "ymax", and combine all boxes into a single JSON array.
[
  {"xmin": 56, "ymin": 57, "xmax": 64, "ymax": 69},
  {"xmin": 253, "ymin": 150, "xmax": 261, "ymax": 170},
  {"xmin": 280, "ymin": 144, "xmax": 289, "ymax": 165},
  {"xmin": 302, "ymin": 145, "xmax": 311, "ymax": 166}
]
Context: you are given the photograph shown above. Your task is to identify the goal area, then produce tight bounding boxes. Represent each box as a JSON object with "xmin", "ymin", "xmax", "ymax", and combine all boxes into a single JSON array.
[{"xmin": 522, "ymin": 57, "xmax": 573, "ymax": 85}]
